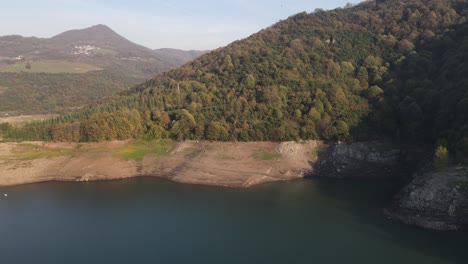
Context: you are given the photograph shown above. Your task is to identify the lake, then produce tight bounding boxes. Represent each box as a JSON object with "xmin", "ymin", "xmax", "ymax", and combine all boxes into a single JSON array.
[{"xmin": 1, "ymin": 177, "xmax": 467, "ymax": 264}]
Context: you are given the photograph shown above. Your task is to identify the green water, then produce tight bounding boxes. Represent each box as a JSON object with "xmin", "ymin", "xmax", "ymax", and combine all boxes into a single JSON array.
[{"xmin": 0, "ymin": 178, "xmax": 467, "ymax": 264}]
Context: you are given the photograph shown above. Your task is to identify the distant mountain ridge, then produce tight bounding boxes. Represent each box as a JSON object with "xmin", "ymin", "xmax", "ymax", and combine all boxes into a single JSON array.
[
  {"xmin": 51, "ymin": 24, "xmax": 151, "ymax": 55},
  {"xmin": 153, "ymin": 48, "xmax": 210, "ymax": 66},
  {"xmin": 0, "ymin": 24, "xmax": 208, "ymax": 73},
  {"xmin": 0, "ymin": 25, "xmax": 208, "ymax": 114}
]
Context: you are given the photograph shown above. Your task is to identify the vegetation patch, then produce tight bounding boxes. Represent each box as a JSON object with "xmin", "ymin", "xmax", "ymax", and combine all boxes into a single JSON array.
[
  {"xmin": 252, "ymin": 149, "xmax": 281, "ymax": 161},
  {"xmin": 116, "ymin": 140, "xmax": 173, "ymax": 160},
  {"xmin": 312, "ymin": 146, "xmax": 322, "ymax": 157},
  {"xmin": 72, "ymin": 145, "xmax": 112, "ymax": 159},
  {"xmin": 9, "ymin": 143, "xmax": 75, "ymax": 160},
  {"xmin": 0, "ymin": 114, "xmax": 57, "ymax": 127},
  {"xmin": 0, "ymin": 60, "xmax": 102, "ymax": 74},
  {"xmin": 0, "ymin": 71, "xmax": 137, "ymax": 114}
]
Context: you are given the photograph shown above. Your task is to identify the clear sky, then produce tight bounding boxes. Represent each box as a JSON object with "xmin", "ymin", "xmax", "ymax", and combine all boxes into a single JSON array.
[{"xmin": 1, "ymin": 0, "xmax": 362, "ymax": 50}]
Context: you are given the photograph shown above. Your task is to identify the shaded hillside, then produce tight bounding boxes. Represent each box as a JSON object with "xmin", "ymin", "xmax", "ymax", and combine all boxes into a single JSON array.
[
  {"xmin": 380, "ymin": 20, "xmax": 468, "ymax": 160},
  {"xmin": 3, "ymin": 0, "xmax": 467, "ymax": 159},
  {"xmin": 0, "ymin": 25, "xmax": 206, "ymax": 113}
]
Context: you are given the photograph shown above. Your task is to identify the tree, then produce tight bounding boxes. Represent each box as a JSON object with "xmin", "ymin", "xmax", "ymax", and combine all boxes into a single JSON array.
[
  {"xmin": 206, "ymin": 121, "xmax": 229, "ymax": 141},
  {"xmin": 222, "ymin": 55, "xmax": 234, "ymax": 71},
  {"xmin": 335, "ymin": 121, "xmax": 350, "ymax": 140},
  {"xmin": 357, "ymin": 66, "xmax": 369, "ymax": 89},
  {"xmin": 367, "ymin": 85, "xmax": 384, "ymax": 100},
  {"xmin": 398, "ymin": 39, "xmax": 415, "ymax": 54},
  {"xmin": 170, "ymin": 110, "xmax": 196, "ymax": 140},
  {"xmin": 245, "ymin": 74, "xmax": 256, "ymax": 88},
  {"xmin": 433, "ymin": 145, "xmax": 449, "ymax": 171}
]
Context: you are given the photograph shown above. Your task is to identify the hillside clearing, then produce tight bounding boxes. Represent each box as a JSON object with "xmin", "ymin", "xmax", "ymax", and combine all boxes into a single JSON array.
[
  {"xmin": 0, "ymin": 60, "xmax": 102, "ymax": 74},
  {"xmin": 0, "ymin": 114, "xmax": 58, "ymax": 127}
]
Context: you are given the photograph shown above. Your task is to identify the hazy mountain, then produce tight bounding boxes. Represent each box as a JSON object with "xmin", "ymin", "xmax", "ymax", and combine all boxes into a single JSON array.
[
  {"xmin": 0, "ymin": 24, "xmax": 205, "ymax": 77},
  {"xmin": 50, "ymin": 24, "xmax": 151, "ymax": 55},
  {"xmin": 0, "ymin": 25, "xmax": 207, "ymax": 114},
  {"xmin": 0, "ymin": 25, "xmax": 187, "ymax": 78},
  {"xmin": 153, "ymin": 48, "xmax": 209, "ymax": 66}
]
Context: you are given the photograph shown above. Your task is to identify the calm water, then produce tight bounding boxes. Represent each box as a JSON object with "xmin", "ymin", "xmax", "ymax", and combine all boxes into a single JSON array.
[{"xmin": 1, "ymin": 177, "xmax": 467, "ymax": 264}]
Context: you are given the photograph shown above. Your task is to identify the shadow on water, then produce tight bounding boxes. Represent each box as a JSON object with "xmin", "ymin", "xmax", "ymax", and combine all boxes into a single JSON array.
[
  {"xmin": 303, "ymin": 140, "xmax": 468, "ymax": 263},
  {"xmin": 312, "ymin": 177, "xmax": 468, "ymax": 264}
]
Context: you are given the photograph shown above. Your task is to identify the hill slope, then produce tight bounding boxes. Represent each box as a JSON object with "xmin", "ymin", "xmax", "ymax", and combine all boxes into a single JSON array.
[
  {"xmin": 3, "ymin": 0, "xmax": 467, "ymax": 159},
  {"xmin": 0, "ymin": 25, "xmax": 207, "ymax": 114},
  {"xmin": 152, "ymin": 48, "xmax": 209, "ymax": 66},
  {"xmin": 50, "ymin": 24, "xmax": 151, "ymax": 55},
  {"xmin": 0, "ymin": 24, "xmax": 195, "ymax": 70}
]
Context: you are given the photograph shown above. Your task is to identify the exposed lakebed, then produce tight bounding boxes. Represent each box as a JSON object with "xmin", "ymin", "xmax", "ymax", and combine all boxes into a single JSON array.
[{"xmin": 1, "ymin": 178, "xmax": 467, "ymax": 264}]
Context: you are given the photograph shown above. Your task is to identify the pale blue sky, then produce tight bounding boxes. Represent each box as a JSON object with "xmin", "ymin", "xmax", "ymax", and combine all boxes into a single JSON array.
[{"xmin": 1, "ymin": 0, "xmax": 361, "ymax": 50}]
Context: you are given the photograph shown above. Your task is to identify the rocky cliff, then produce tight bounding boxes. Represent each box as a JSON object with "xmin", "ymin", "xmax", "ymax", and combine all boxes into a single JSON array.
[
  {"xmin": 312, "ymin": 141, "xmax": 402, "ymax": 178},
  {"xmin": 385, "ymin": 167, "xmax": 468, "ymax": 231}
]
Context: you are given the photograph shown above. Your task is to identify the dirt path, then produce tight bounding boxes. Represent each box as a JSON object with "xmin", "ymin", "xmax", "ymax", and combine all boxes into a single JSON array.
[{"xmin": 0, "ymin": 140, "xmax": 322, "ymax": 187}]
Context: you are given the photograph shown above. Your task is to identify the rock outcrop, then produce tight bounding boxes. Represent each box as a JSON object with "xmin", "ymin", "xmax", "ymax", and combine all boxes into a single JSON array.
[
  {"xmin": 385, "ymin": 167, "xmax": 468, "ymax": 230},
  {"xmin": 313, "ymin": 141, "xmax": 402, "ymax": 178}
]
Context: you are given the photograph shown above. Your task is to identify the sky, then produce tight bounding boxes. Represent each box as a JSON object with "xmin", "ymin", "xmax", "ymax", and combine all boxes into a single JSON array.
[{"xmin": 0, "ymin": 0, "xmax": 362, "ymax": 50}]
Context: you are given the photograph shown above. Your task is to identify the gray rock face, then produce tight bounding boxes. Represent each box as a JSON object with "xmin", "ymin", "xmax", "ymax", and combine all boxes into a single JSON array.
[
  {"xmin": 307, "ymin": 140, "xmax": 468, "ymax": 231},
  {"xmin": 313, "ymin": 141, "xmax": 402, "ymax": 178},
  {"xmin": 385, "ymin": 167, "xmax": 468, "ymax": 230}
]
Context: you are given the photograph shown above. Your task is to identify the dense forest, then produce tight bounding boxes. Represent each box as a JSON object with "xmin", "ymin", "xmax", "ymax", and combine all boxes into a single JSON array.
[{"xmin": 1, "ymin": 0, "xmax": 467, "ymax": 160}]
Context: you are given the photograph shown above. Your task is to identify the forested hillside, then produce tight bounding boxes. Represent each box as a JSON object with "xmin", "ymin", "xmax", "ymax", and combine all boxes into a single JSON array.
[
  {"xmin": 2, "ymin": 0, "xmax": 467, "ymax": 159},
  {"xmin": 0, "ymin": 71, "xmax": 138, "ymax": 114},
  {"xmin": 0, "ymin": 25, "xmax": 206, "ymax": 114}
]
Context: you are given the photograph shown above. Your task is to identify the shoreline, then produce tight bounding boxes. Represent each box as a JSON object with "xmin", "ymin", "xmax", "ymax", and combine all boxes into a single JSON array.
[{"xmin": 0, "ymin": 140, "xmax": 320, "ymax": 188}]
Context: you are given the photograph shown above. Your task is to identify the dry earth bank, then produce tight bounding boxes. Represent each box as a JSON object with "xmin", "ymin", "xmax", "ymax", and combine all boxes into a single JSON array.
[{"xmin": 0, "ymin": 140, "xmax": 323, "ymax": 187}]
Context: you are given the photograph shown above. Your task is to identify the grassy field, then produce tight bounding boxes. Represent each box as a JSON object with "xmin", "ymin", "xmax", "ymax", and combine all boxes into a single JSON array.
[
  {"xmin": 7, "ymin": 143, "xmax": 76, "ymax": 160},
  {"xmin": 0, "ymin": 114, "xmax": 58, "ymax": 127},
  {"xmin": 1, "ymin": 140, "xmax": 175, "ymax": 161},
  {"xmin": 0, "ymin": 140, "xmax": 286, "ymax": 163},
  {"xmin": 116, "ymin": 140, "xmax": 173, "ymax": 160},
  {"xmin": 0, "ymin": 60, "xmax": 102, "ymax": 74}
]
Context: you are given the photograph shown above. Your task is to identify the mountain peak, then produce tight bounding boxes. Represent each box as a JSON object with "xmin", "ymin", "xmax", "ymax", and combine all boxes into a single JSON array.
[
  {"xmin": 83, "ymin": 24, "xmax": 115, "ymax": 34},
  {"xmin": 89, "ymin": 24, "xmax": 111, "ymax": 29},
  {"xmin": 51, "ymin": 24, "xmax": 121, "ymax": 42},
  {"xmin": 48, "ymin": 24, "xmax": 155, "ymax": 56}
]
